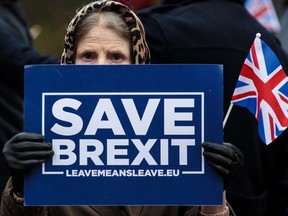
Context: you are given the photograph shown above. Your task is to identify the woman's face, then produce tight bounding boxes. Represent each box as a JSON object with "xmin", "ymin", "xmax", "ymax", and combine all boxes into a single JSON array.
[{"xmin": 75, "ymin": 25, "xmax": 131, "ymax": 65}]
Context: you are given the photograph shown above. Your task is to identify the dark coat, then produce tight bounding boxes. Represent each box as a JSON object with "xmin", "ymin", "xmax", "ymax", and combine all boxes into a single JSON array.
[
  {"xmin": 0, "ymin": 0, "xmax": 58, "ymax": 195},
  {"xmin": 138, "ymin": 0, "xmax": 288, "ymax": 215},
  {"xmin": 0, "ymin": 178, "xmax": 200, "ymax": 216},
  {"xmin": 277, "ymin": 5, "xmax": 288, "ymax": 53}
]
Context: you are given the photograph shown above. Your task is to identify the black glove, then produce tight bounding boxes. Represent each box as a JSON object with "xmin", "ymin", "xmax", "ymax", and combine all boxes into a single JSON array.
[
  {"xmin": 202, "ymin": 142, "xmax": 244, "ymax": 189},
  {"xmin": 2, "ymin": 132, "xmax": 54, "ymax": 195}
]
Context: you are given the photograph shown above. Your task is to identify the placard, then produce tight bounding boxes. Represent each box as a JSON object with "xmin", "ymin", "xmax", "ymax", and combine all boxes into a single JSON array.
[{"xmin": 24, "ymin": 64, "xmax": 223, "ymax": 206}]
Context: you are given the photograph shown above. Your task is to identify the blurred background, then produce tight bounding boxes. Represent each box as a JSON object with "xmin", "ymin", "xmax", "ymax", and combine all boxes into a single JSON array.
[
  {"xmin": 21, "ymin": 0, "xmax": 160, "ymax": 60},
  {"xmin": 20, "ymin": 0, "xmax": 287, "ymax": 61}
]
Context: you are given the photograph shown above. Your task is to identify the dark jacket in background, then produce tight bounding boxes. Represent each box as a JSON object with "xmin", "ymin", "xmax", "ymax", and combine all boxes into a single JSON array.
[
  {"xmin": 0, "ymin": 0, "xmax": 58, "ymax": 196},
  {"xmin": 138, "ymin": 0, "xmax": 288, "ymax": 215},
  {"xmin": 277, "ymin": 1, "xmax": 288, "ymax": 54}
]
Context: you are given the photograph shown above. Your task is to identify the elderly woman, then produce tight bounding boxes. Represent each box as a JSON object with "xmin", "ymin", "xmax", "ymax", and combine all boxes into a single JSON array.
[
  {"xmin": 0, "ymin": 1, "xmax": 243, "ymax": 216},
  {"xmin": 61, "ymin": 0, "xmax": 150, "ymax": 65}
]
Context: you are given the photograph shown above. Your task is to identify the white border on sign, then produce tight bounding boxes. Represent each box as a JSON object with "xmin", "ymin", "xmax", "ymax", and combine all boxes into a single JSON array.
[{"xmin": 41, "ymin": 92, "xmax": 205, "ymax": 175}]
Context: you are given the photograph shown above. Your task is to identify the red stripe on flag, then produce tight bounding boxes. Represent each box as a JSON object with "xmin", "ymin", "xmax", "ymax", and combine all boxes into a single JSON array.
[
  {"xmin": 232, "ymin": 91, "xmax": 257, "ymax": 101},
  {"xmin": 254, "ymin": 6, "xmax": 269, "ymax": 19},
  {"xmin": 268, "ymin": 113, "xmax": 275, "ymax": 141},
  {"xmin": 251, "ymin": 44, "xmax": 260, "ymax": 70}
]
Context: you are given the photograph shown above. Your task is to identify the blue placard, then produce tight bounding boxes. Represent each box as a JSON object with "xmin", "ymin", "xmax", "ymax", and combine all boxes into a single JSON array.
[{"xmin": 24, "ymin": 64, "xmax": 223, "ymax": 206}]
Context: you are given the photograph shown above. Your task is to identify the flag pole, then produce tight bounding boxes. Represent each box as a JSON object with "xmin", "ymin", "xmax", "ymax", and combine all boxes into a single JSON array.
[{"xmin": 223, "ymin": 103, "xmax": 233, "ymax": 128}]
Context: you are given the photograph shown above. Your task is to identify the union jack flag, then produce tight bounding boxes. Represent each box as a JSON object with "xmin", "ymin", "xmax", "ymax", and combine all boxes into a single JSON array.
[
  {"xmin": 231, "ymin": 34, "xmax": 288, "ymax": 144},
  {"xmin": 245, "ymin": 0, "xmax": 281, "ymax": 33}
]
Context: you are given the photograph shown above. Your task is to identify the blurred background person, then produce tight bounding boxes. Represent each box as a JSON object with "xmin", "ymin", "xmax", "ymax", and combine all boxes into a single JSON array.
[
  {"xmin": 137, "ymin": 0, "xmax": 288, "ymax": 215},
  {"xmin": 276, "ymin": 0, "xmax": 288, "ymax": 53},
  {"xmin": 118, "ymin": 0, "xmax": 159, "ymax": 11},
  {"xmin": 0, "ymin": 0, "xmax": 58, "ymax": 197}
]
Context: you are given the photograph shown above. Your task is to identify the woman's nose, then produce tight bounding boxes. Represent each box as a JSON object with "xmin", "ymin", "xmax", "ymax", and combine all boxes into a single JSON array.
[{"xmin": 97, "ymin": 55, "xmax": 109, "ymax": 65}]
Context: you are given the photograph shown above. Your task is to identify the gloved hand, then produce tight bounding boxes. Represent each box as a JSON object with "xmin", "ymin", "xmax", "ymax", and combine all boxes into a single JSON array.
[
  {"xmin": 2, "ymin": 132, "xmax": 54, "ymax": 195},
  {"xmin": 202, "ymin": 142, "xmax": 244, "ymax": 189}
]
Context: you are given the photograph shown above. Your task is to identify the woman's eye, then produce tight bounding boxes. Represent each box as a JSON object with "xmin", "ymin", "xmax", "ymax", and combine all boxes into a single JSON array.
[
  {"xmin": 82, "ymin": 52, "xmax": 96, "ymax": 61},
  {"xmin": 112, "ymin": 53, "xmax": 122, "ymax": 60},
  {"xmin": 109, "ymin": 53, "xmax": 126, "ymax": 63}
]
